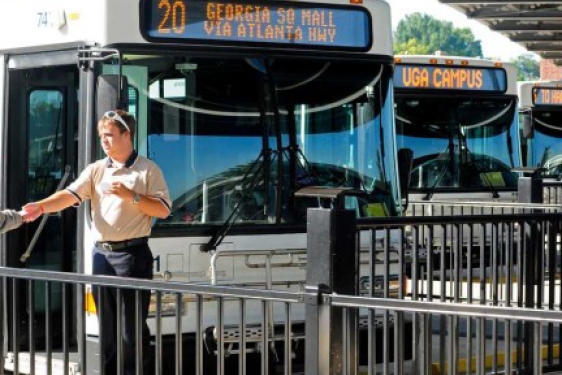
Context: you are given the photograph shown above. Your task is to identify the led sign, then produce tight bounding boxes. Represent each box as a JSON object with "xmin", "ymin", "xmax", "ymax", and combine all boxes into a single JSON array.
[
  {"xmin": 141, "ymin": 0, "xmax": 372, "ymax": 50},
  {"xmin": 394, "ymin": 65, "xmax": 507, "ymax": 92},
  {"xmin": 533, "ymin": 87, "xmax": 562, "ymax": 106}
]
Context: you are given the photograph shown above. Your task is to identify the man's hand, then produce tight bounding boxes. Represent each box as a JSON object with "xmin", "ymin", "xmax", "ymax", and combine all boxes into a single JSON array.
[
  {"xmin": 105, "ymin": 181, "xmax": 135, "ymax": 202},
  {"xmin": 21, "ymin": 203, "xmax": 43, "ymax": 223}
]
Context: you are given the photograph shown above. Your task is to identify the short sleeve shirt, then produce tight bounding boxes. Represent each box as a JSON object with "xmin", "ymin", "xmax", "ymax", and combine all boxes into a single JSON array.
[{"xmin": 66, "ymin": 152, "xmax": 171, "ymax": 242}]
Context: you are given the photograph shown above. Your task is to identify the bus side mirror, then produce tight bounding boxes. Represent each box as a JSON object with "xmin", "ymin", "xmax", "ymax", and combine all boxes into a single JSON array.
[
  {"xmin": 397, "ymin": 148, "xmax": 414, "ymax": 210},
  {"xmin": 96, "ymin": 75, "xmax": 129, "ymax": 119},
  {"xmin": 522, "ymin": 114, "xmax": 534, "ymax": 139}
]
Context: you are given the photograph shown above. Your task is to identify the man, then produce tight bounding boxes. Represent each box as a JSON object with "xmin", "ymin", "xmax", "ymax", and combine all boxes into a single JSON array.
[{"xmin": 24, "ymin": 110, "xmax": 171, "ymax": 375}]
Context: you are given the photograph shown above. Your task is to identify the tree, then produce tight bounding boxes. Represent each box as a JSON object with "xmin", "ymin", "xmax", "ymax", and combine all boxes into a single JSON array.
[
  {"xmin": 394, "ymin": 13, "xmax": 482, "ymax": 57},
  {"xmin": 394, "ymin": 38, "xmax": 431, "ymax": 56},
  {"xmin": 510, "ymin": 54, "xmax": 540, "ymax": 81}
]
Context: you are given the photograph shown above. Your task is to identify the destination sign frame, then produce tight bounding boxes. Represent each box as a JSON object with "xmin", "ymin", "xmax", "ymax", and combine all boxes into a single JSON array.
[
  {"xmin": 394, "ymin": 64, "xmax": 507, "ymax": 93},
  {"xmin": 532, "ymin": 87, "xmax": 562, "ymax": 106},
  {"xmin": 140, "ymin": 0, "xmax": 373, "ymax": 51}
]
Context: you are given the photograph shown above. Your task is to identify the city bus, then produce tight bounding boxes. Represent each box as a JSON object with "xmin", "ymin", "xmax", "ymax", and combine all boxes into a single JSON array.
[
  {"xmin": 0, "ymin": 0, "xmax": 400, "ymax": 372},
  {"xmin": 394, "ymin": 55, "xmax": 521, "ymax": 206},
  {"xmin": 518, "ymin": 80, "xmax": 562, "ymax": 175}
]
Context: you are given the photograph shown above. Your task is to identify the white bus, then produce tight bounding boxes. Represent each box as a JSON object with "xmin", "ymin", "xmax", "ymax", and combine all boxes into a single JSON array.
[
  {"xmin": 394, "ymin": 55, "xmax": 521, "ymax": 205},
  {"xmin": 0, "ymin": 0, "xmax": 400, "ymax": 373},
  {"xmin": 518, "ymin": 80, "xmax": 562, "ymax": 175}
]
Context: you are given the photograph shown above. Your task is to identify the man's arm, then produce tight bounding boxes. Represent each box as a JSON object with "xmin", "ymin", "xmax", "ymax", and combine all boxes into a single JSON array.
[
  {"xmin": 129, "ymin": 193, "xmax": 170, "ymax": 219},
  {"xmin": 23, "ymin": 190, "xmax": 80, "ymax": 222},
  {"xmin": 0, "ymin": 210, "xmax": 23, "ymax": 233},
  {"xmin": 105, "ymin": 180, "xmax": 170, "ymax": 219}
]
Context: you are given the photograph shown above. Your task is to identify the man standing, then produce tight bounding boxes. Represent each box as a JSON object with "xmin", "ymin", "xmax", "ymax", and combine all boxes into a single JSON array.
[{"xmin": 24, "ymin": 110, "xmax": 171, "ymax": 375}]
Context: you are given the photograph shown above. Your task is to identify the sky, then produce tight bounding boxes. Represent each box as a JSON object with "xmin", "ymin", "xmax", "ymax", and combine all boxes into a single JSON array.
[{"xmin": 387, "ymin": 0, "xmax": 537, "ymax": 61}]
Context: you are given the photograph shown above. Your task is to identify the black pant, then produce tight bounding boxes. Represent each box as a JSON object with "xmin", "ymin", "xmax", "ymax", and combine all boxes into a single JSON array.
[{"xmin": 92, "ymin": 243, "xmax": 154, "ymax": 375}]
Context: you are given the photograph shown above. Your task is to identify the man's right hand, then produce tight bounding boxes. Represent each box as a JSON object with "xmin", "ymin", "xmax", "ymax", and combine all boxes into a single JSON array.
[{"xmin": 21, "ymin": 203, "xmax": 43, "ymax": 223}]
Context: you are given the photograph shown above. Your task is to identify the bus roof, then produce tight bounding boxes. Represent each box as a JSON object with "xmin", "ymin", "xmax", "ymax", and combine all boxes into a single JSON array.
[
  {"xmin": 395, "ymin": 54, "xmax": 507, "ymax": 67},
  {"xmin": 0, "ymin": 0, "xmax": 393, "ymax": 56},
  {"xmin": 518, "ymin": 80, "xmax": 562, "ymax": 109}
]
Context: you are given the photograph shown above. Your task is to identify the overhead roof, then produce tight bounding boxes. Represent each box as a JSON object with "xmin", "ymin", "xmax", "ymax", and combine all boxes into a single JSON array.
[{"xmin": 438, "ymin": 1, "xmax": 562, "ymax": 62}]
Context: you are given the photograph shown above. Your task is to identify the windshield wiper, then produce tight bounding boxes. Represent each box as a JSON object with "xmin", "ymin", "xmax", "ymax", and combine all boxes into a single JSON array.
[
  {"xmin": 423, "ymin": 161, "xmax": 451, "ymax": 200},
  {"xmin": 202, "ymin": 59, "xmax": 283, "ymax": 252},
  {"xmin": 200, "ymin": 149, "xmax": 271, "ymax": 252},
  {"xmin": 423, "ymin": 136, "xmax": 454, "ymax": 201},
  {"xmin": 459, "ymin": 131, "xmax": 500, "ymax": 199}
]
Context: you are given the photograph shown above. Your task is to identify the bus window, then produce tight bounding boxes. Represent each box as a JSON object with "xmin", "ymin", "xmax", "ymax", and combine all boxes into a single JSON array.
[
  {"xmin": 128, "ymin": 57, "xmax": 399, "ymax": 227},
  {"xmin": 28, "ymin": 90, "xmax": 64, "ymax": 200}
]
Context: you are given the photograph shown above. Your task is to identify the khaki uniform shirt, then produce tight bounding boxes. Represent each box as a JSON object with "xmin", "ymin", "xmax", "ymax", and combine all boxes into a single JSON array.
[{"xmin": 66, "ymin": 152, "xmax": 171, "ymax": 242}]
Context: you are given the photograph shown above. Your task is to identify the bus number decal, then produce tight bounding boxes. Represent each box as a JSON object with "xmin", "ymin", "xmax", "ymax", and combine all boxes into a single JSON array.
[
  {"xmin": 172, "ymin": 1, "xmax": 186, "ymax": 34},
  {"xmin": 157, "ymin": 0, "xmax": 171, "ymax": 33},
  {"xmin": 157, "ymin": 0, "xmax": 186, "ymax": 34},
  {"xmin": 37, "ymin": 12, "xmax": 49, "ymax": 28}
]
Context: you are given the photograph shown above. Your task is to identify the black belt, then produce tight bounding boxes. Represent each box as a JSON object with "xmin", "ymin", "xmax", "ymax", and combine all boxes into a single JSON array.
[{"xmin": 96, "ymin": 237, "xmax": 148, "ymax": 251}]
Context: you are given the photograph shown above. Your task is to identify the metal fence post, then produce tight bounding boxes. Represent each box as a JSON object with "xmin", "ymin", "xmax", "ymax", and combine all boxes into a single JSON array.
[
  {"xmin": 305, "ymin": 207, "xmax": 358, "ymax": 375},
  {"xmin": 305, "ymin": 284, "xmax": 328, "ymax": 375},
  {"xmin": 518, "ymin": 176, "xmax": 543, "ymax": 204},
  {"xmin": 519, "ymin": 176, "xmax": 543, "ymax": 373}
]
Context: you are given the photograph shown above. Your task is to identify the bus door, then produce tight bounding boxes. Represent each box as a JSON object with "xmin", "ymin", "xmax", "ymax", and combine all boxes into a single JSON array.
[{"xmin": 5, "ymin": 57, "xmax": 79, "ymax": 348}]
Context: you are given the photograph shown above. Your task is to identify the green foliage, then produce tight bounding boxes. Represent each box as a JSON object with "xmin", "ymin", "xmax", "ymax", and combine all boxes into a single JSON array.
[
  {"xmin": 394, "ymin": 38, "xmax": 431, "ymax": 55},
  {"xmin": 394, "ymin": 13, "xmax": 482, "ymax": 57},
  {"xmin": 510, "ymin": 54, "xmax": 540, "ymax": 81}
]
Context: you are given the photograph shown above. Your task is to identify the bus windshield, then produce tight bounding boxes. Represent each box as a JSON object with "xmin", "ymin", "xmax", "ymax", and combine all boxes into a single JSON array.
[
  {"xmin": 395, "ymin": 96, "xmax": 519, "ymax": 191},
  {"xmin": 109, "ymin": 55, "xmax": 399, "ymax": 227},
  {"xmin": 527, "ymin": 109, "xmax": 562, "ymax": 176}
]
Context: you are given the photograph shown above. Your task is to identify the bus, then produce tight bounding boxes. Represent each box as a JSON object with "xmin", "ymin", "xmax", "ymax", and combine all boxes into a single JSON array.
[
  {"xmin": 0, "ymin": 0, "xmax": 400, "ymax": 373},
  {"xmin": 518, "ymin": 80, "xmax": 562, "ymax": 176},
  {"xmin": 394, "ymin": 55, "xmax": 521, "ymax": 206}
]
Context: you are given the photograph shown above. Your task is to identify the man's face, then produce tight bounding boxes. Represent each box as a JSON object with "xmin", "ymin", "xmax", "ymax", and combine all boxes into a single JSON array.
[{"xmin": 98, "ymin": 122, "xmax": 129, "ymax": 157}]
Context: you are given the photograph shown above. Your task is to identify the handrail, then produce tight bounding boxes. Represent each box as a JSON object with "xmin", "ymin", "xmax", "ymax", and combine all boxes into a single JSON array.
[
  {"xmin": 0, "ymin": 266, "xmax": 301, "ymax": 302},
  {"xmin": 410, "ymin": 199, "xmax": 562, "ymax": 210},
  {"xmin": 209, "ymin": 248, "xmax": 306, "ymax": 285},
  {"xmin": 20, "ymin": 165, "xmax": 72, "ymax": 263}
]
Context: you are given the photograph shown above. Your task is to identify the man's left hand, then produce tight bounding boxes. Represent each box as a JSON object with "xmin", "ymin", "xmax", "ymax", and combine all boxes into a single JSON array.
[{"xmin": 106, "ymin": 181, "xmax": 135, "ymax": 202}]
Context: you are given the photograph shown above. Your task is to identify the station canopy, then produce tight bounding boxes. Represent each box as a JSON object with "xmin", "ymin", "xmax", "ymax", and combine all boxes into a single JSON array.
[{"xmin": 438, "ymin": 0, "xmax": 562, "ymax": 62}]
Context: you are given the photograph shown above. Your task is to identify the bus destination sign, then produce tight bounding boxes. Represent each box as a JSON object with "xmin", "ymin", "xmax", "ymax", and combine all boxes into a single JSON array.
[
  {"xmin": 394, "ymin": 65, "xmax": 507, "ymax": 92},
  {"xmin": 141, "ymin": 0, "xmax": 372, "ymax": 50},
  {"xmin": 533, "ymin": 87, "xmax": 562, "ymax": 106}
]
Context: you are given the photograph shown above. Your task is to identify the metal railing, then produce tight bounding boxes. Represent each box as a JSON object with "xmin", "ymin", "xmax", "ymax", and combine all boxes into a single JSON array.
[
  {"xmin": 304, "ymin": 202, "xmax": 562, "ymax": 375},
  {"xmin": 0, "ymin": 268, "xmax": 301, "ymax": 375},
  {"xmin": 544, "ymin": 179, "xmax": 562, "ymax": 205},
  {"xmin": 3, "ymin": 200, "xmax": 562, "ymax": 375}
]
